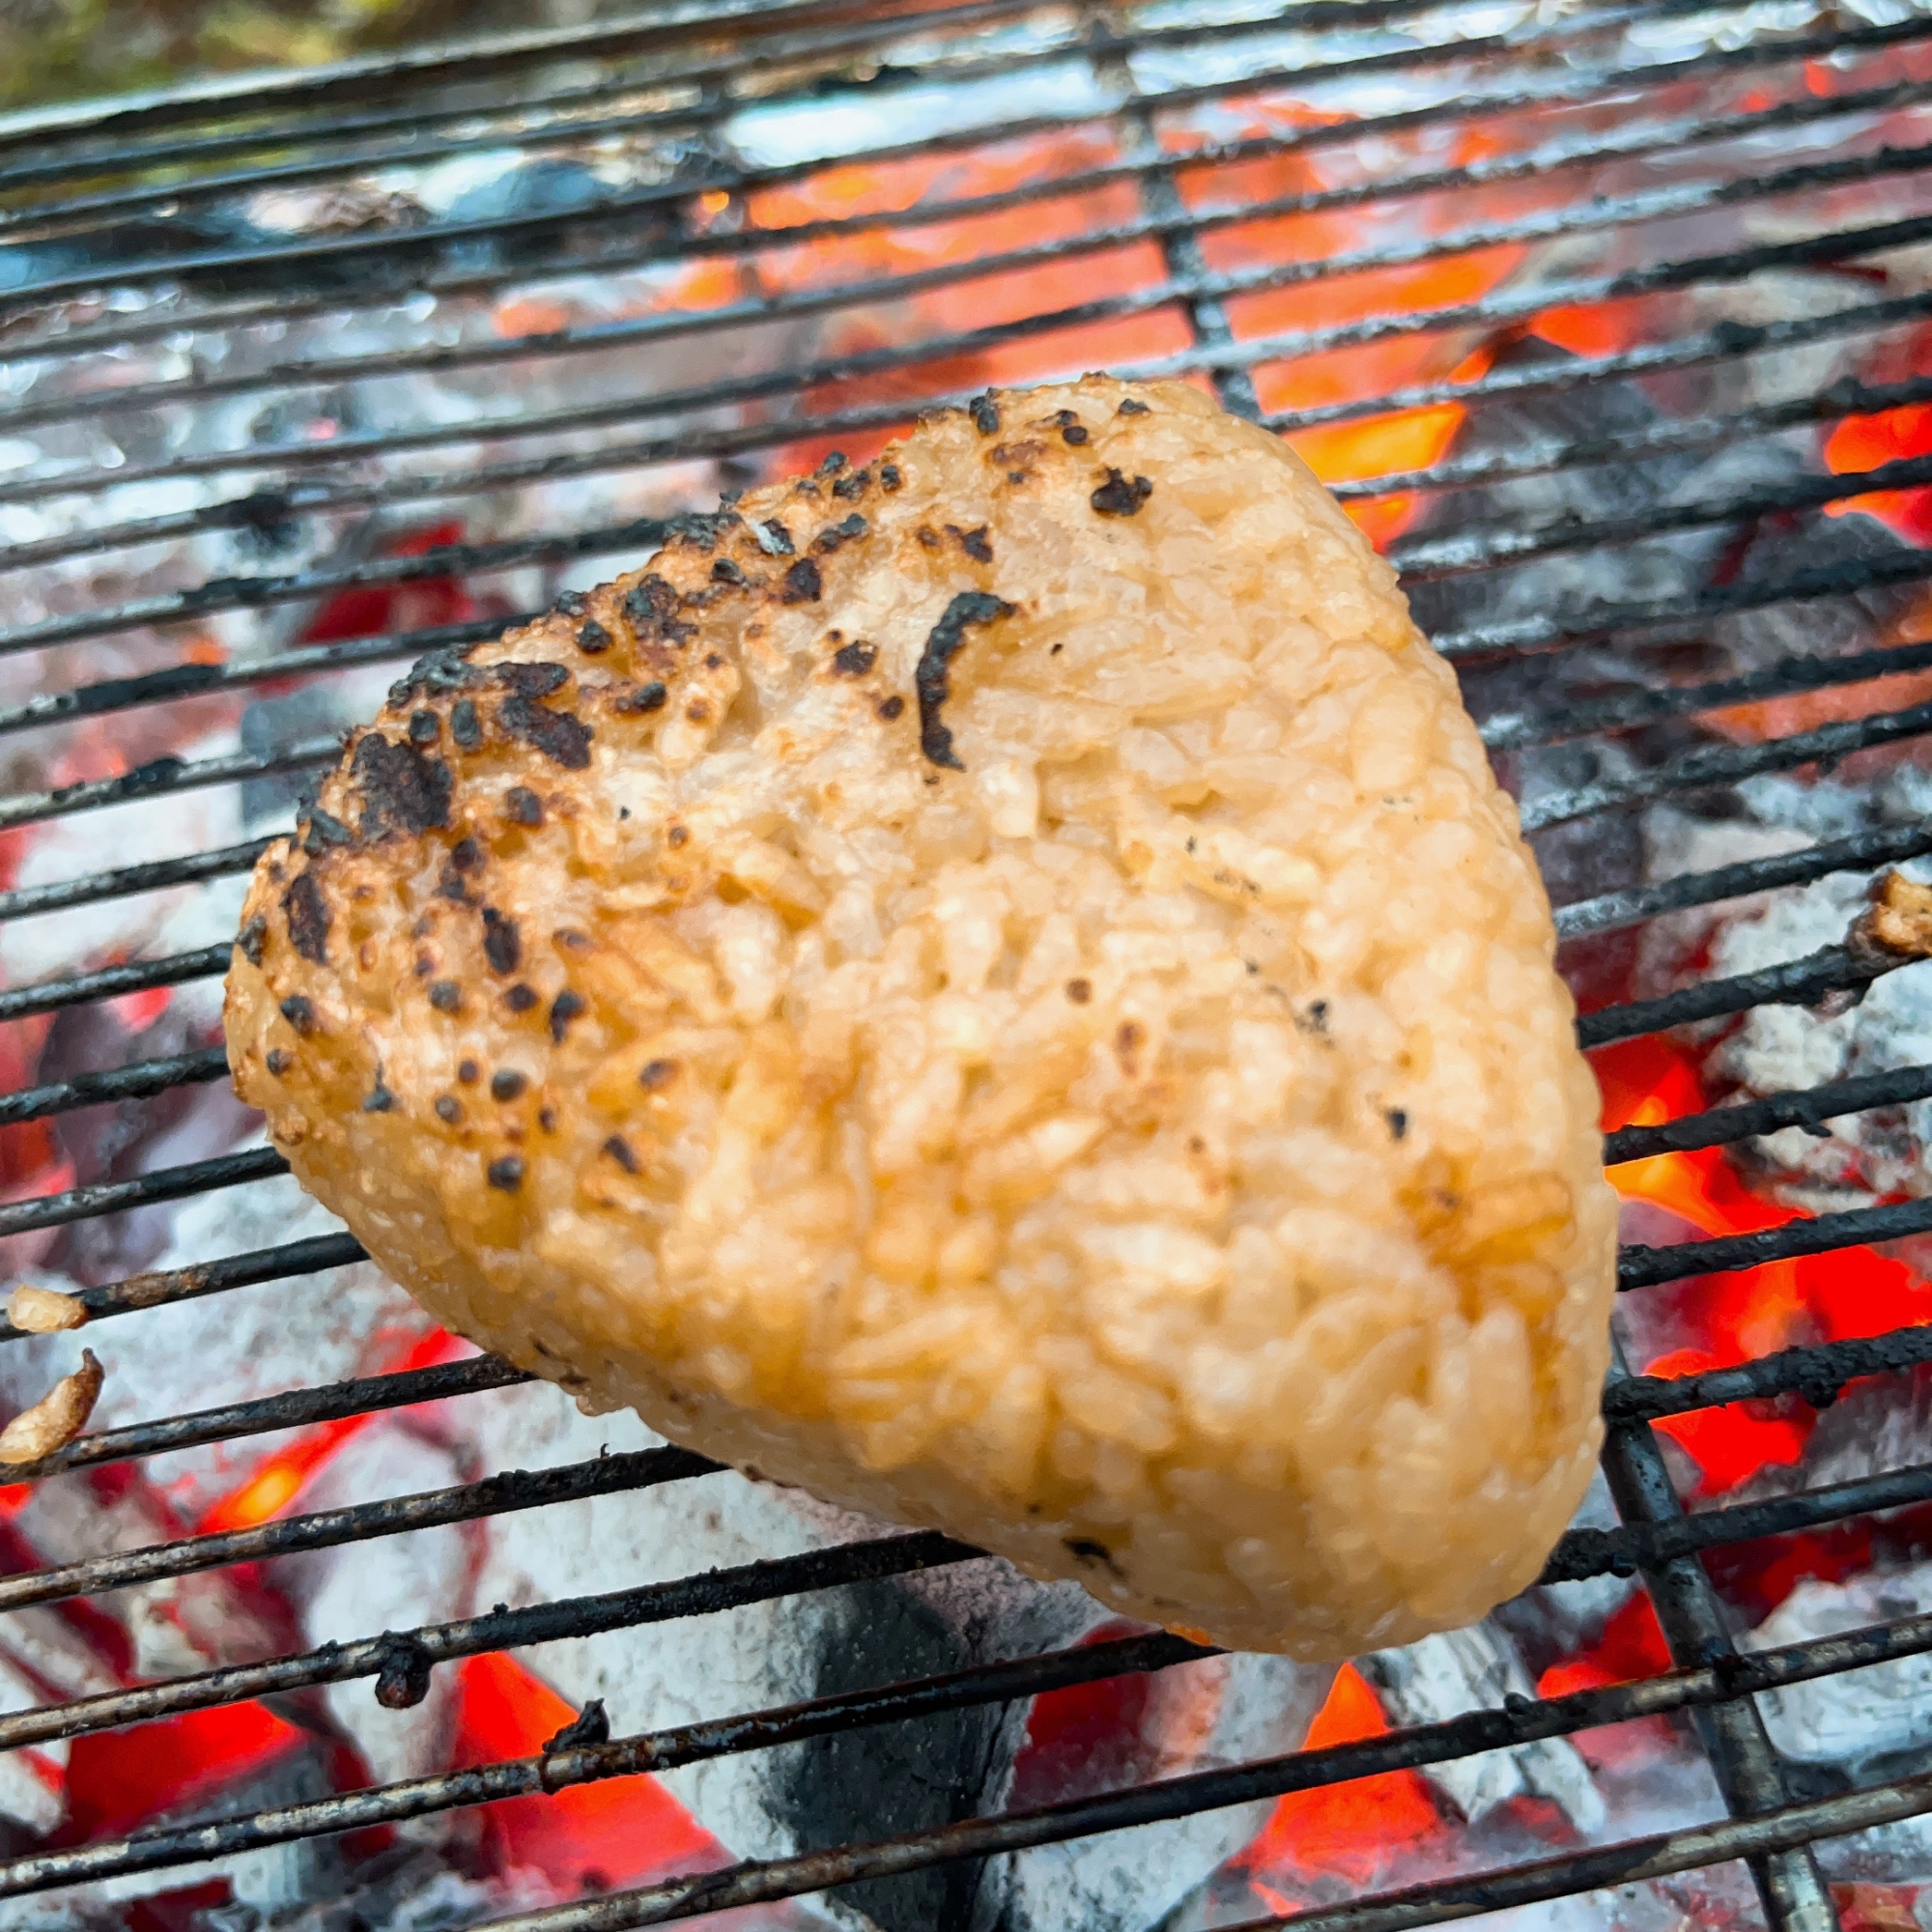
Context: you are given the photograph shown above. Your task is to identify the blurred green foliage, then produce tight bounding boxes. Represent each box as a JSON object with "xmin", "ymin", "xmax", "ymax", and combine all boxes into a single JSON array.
[{"xmin": 0, "ymin": 0, "xmax": 481, "ymax": 109}]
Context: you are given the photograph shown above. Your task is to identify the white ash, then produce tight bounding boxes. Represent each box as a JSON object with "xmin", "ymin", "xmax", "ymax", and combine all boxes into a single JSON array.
[
  {"xmin": 1743, "ymin": 1558, "xmax": 1932, "ymax": 1775},
  {"xmin": 461, "ymin": 1378, "xmax": 1329, "ymax": 1932},
  {"xmin": 1638, "ymin": 771, "xmax": 1932, "ymax": 1208},
  {"xmin": 991, "ymin": 1649, "xmax": 1334, "ymax": 1932},
  {"xmin": 269, "ymin": 1421, "xmax": 472, "ymax": 1794},
  {"xmin": 1362, "ymin": 1621, "xmax": 1605, "ymax": 1836}
]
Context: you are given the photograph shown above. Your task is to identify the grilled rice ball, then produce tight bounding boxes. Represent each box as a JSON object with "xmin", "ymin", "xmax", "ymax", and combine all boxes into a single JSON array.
[{"xmin": 226, "ymin": 376, "xmax": 1616, "ymax": 1659}]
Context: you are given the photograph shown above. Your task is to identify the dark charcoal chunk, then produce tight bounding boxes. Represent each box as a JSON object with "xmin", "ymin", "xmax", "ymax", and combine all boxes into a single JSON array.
[
  {"xmin": 712, "ymin": 557, "xmax": 747, "ymax": 585},
  {"xmin": 265, "ymin": 1048, "xmax": 293, "ymax": 1075},
  {"xmin": 487, "ymin": 1156, "xmax": 525, "ymax": 1191},
  {"xmin": 504, "ymin": 786, "xmax": 543, "ymax": 826},
  {"xmin": 449, "ymin": 836, "xmax": 484, "ymax": 873},
  {"xmin": 1091, "ymin": 468, "xmax": 1152, "ymax": 517},
  {"xmin": 279, "ymin": 995, "xmax": 317, "ymax": 1034},
  {"xmin": 409, "ymin": 709, "xmax": 440, "ymax": 744},
  {"xmin": 506, "ymin": 983, "xmax": 539, "ymax": 1012},
  {"xmin": 552, "ymin": 590, "xmax": 589, "ymax": 617},
  {"xmin": 877, "ymin": 695, "xmax": 904, "ymax": 720},
  {"xmin": 969, "ymin": 393, "xmax": 1000, "ymax": 434},
  {"xmin": 237, "ymin": 914, "xmax": 267, "ymax": 967},
  {"xmin": 603, "ymin": 1134, "xmax": 639, "ymax": 1173},
  {"xmin": 362, "ymin": 1081, "xmax": 395, "ymax": 1113},
  {"xmin": 623, "ymin": 574, "xmax": 695, "ymax": 645},
  {"xmin": 915, "ymin": 591, "xmax": 1013, "ymax": 770},
  {"xmin": 450, "ymin": 698, "xmax": 483, "ymax": 751},
  {"xmin": 352, "ymin": 734, "xmax": 454, "ymax": 838},
  {"xmin": 575, "ymin": 620, "xmax": 612, "ymax": 655},
  {"xmin": 781, "ymin": 557, "xmax": 823, "ymax": 604},
  {"xmin": 754, "ymin": 520, "xmax": 795, "ymax": 556},
  {"xmin": 817, "ymin": 450, "xmax": 847, "ymax": 475},
  {"xmin": 1117, "ymin": 397, "xmax": 1150, "ymax": 415},
  {"xmin": 428, "ymin": 980, "xmax": 462, "ymax": 1012},
  {"xmin": 618, "ymin": 681, "xmax": 668, "ymax": 714},
  {"xmin": 550, "ymin": 989, "xmax": 585, "ymax": 1042},
  {"xmin": 491, "ymin": 1069, "xmax": 527, "ymax": 1100},
  {"xmin": 833, "ymin": 470, "xmax": 869, "ymax": 500},
  {"xmin": 500, "ymin": 695, "xmax": 592, "ymax": 769},
  {"xmin": 832, "ymin": 641, "xmax": 876, "ymax": 676},
  {"xmin": 481, "ymin": 907, "xmax": 521, "ymax": 975},
  {"xmin": 880, "ymin": 464, "xmax": 902, "ymax": 491},
  {"xmin": 954, "ymin": 525, "xmax": 991, "ymax": 563},
  {"xmin": 280, "ymin": 872, "xmax": 330, "ymax": 964}
]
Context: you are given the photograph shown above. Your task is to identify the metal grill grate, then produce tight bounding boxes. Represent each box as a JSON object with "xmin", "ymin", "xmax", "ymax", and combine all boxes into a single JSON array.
[{"xmin": 8, "ymin": 1, "xmax": 1932, "ymax": 1928}]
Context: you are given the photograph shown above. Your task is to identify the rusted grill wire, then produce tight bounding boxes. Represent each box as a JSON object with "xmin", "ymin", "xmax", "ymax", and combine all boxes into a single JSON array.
[{"xmin": 6, "ymin": 0, "xmax": 1932, "ymax": 1928}]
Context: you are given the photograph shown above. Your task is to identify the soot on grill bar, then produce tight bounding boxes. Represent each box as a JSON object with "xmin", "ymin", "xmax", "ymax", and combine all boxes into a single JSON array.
[{"xmin": 8, "ymin": 0, "xmax": 1932, "ymax": 1929}]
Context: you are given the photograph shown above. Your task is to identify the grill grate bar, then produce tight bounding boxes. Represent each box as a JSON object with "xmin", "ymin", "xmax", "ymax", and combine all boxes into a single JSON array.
[
  {"xmin": 14, "ymin": 113, "xmax": 1932, "ymax": 542},
  {"xmin": 0, "ymin": 1352, "xmax": 531, "ymax": 1483},
  {"xmin": 0, "ymin": 1145, "xmax": 284, "ymax": 1241},
  {"xmin": 1608, "ymin": 1326, "xmax": 1932, "ymax": 1425},
  {"xmin": 0, "ymin": 1045, "xmax": 230, "ymax": 1130},
  {"xmin": 14, "ymin": 1577, "xmax": 1932, "ymax": 1913},
  {"xmin": 13, "ymin": 6, "xmax": 1906, "ymax": 389},
  {"xmin": 1220, "ymin": 1774, "xmax": 1932, "ymax": 1932},
  {"xmin": 0, "ymin": 1529, "xmax": 980, "ymax": 1756},
  {"xmin": 1605, "ymin": 1062, "xmax": 1932, "ymax": 1165},
  {"xmin": 0, "ymin": 0, "xmax": 1252, "ymax": 220},
  {"xmin": 0, "ymin": 0, "xmax": 1782, "ymax": 317},
  {"xmin": 15, "ymin": 14, "xmax": 1900, "ymax": 453},
  {"xmin": 1622, "ymin": 1198, "xmax": 1932, "ymax": 1290},
  {"xmin": 407, "ymin": 1603, "xmax": 1932, "ymax": 1932},
  {"xmin": 1435, "ymin": 520, "xmax": 1932, "ymax": 664},
  {"xmin": 0, "ymin": 0, "xmax": 1487, "ymax": 185},
  {"xmin": 1576, "ymin": 946, "xmax": 1915, "ymax": 1048},
  {"xmin": 0, "ymin": 1446, "xmax": 722, "ymax": 1617},
  {"xmin": 1594, "ymin": 1342, "xmax": 1833, "ymax": 1932},
  {"xmin": 1555, "ymin": 824, "xmax": 1932, "ymax": 941},
  {"xmin": 1482, "ymin": 642, "xmax": 1932, "ymax": 756},
  {"xmin": 0, "ymin": 624, "xmax": 507, "ymax": 750},
  {"xmin": 0, "ymin": 1233, "xmax": 363, "ymax": 1343},
  {"xmin": 0, "ymin": 838, "xmax": 277, "ymax": 928},
  {"xmin": 1542, "ymin": 1456, "xmax": 1932, "ymax": 1588},
  {"xmin": 0, "ymin": 743, "xmax": 341, "ymax": 841},
  {"xmin": 1520, "ymin": 696, "xmax": 1932, "ymax": 837},
  {"xmin": 1392, "ymin": 447, "xmax": 1932, "ymax": 585}
]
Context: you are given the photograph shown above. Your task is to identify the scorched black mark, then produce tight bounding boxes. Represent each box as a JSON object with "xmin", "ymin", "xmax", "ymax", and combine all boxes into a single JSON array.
[
  {"xmin": 450, "ymin": 699, "xmax": 482, "ymax": 751},
  {"xmin": 618, "ymin": 681, "xmax": 668, "ymax": 714},
  {"xmin": 302, "ymin": 808, "xmax": 353, "ymax": 854},
  {"xmin": 281, "ymin": 872, "xmax": 330, "ymax": 964},
  {"xmin": 352, "ymin": 733, "xmax": 453, "ymax": 838},
  {"xmin": 970, "ymin": 393, "xmax": 1000, "ymax": 434},
  {"xmin": 1092, "ymin": 468, "xmax": 1153, "ymax": 517},
  {"xmin": 237, "ymin": 914, "xmax": 267, "ymax": 967},
  {"xmin": 575, "ymin": 620, "xmax": 612, "ymax": 655},
  {"xmin": 481, "ymin": 907, "xmax": 521, "ymax": 975},
  {"xmin": 550, "ymin": 990, "xmax": 585, "ymax": 1042},
  {"xmin": 493, "ymin": 662, "xmax": 570, "ymax": 697},
  {"xmin": 505, "ymin": 786, "xmax": 543, "ymax": 826},
  {"xmin": 499, "ymin": 695, "xmax": 593, "ymax": 769},
  {"xmin": 782, "ymin": 557, "xmax": 823, "ymax": 604},
  {"xmin": 279, "ymin": 995, "xmax": 317, "ymax": 1035},
  {"xmin": 915, "ymin": 591, "xmax": 1014, "ymax": 771},
  {"xmin": 832, "ymin": 641, "xmax": 876, "ymax": 675}
]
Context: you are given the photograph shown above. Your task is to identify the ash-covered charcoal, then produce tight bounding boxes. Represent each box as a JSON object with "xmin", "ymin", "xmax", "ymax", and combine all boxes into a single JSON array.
[
  {"xmin": 1743, "ymin": 1558, "xmax": 1932, "ymax": 1777},
  {"xmin": 270, "ymin": 1424, "xmax": 471, "ymax": 1792},
  {"xmin": 1644, "ymin": 775, "xmax": 1932, "ymax": 1209},
  {"xmin": 1361, "ymin": 1622, "xmax": 1605, "ymax": 1835},
  {"xmin": 460, "ymin": 1379, "xmax": 1330, "ymax": 1932}
]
